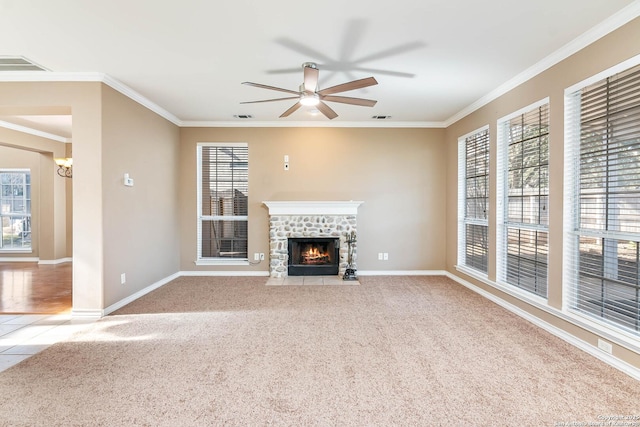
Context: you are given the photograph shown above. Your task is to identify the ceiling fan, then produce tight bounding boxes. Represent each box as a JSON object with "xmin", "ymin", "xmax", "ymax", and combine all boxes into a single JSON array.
[{"xmin": 241, "ymin": 62, "xmax": 377, "ymax": 120}]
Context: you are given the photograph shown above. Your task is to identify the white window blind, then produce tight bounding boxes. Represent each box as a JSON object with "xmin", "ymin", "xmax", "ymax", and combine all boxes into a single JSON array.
[
  {"xmin": 0, "ymin": 170, "xmax": 31, "ymax": 251},
  {"xmin": 497, "ymin": 101, "xmax": 549, "ymax": 298},
  {"xmin": 458, "ymin": 127, "xmax": 489, "ymax": 274},
  {"xmin": 197, "ymin": 143, "xmax": 248, "ymax": 260},
  {"xmin": 565, "ymin": 61, "xmax": 640, "ymax": 336}
]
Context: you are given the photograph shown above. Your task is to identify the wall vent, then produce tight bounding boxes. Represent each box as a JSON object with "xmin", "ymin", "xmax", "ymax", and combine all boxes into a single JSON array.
[
  {"xmin": 0, "ymin": 56, "xmax": 48, "ymax": 72},
  {"xmin": 234, "ymin": 114, "xmax": 253, "ymax": 119},
  {"xmin": 372, "ymin": 115, "xmax": 392, "ymax": 119}
]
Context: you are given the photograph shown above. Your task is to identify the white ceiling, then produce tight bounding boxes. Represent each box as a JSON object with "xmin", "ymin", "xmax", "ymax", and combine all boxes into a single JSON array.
[{"xmin": 0, "ymin": 0, "xmax": 638, "ymax": 137}]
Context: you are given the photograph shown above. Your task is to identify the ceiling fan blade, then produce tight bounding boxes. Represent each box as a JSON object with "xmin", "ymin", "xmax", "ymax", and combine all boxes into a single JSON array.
[
  {"xmin": 318, "ymin": 77, "xmax": 378, "ymax": 95},
  {"xmin": 316, "ymin": 101, "xmax": 338, "ymax": 120},
  {"xmin": 279, "ymin": 102, "xmax": 302, "ymax": 118},
  {"xmin": 303, "ymin": 65, "xmax": 319, "ymax": 92},
  {"xmin": 242, "ymin": 82, "xmax": 300, "ymax": 96},
  {"xmin": 321, "ymin": 95, "xmax": 377, "ymax": 107},
  {"xmin": 241, "ymin": 96, "xmax": 299, "ymax": 104}
]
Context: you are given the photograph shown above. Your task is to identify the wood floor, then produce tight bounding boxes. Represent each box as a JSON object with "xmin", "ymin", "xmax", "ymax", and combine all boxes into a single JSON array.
[{"xmin": 0, "ymin": 262, "xmax": 72, "ymax": 314}]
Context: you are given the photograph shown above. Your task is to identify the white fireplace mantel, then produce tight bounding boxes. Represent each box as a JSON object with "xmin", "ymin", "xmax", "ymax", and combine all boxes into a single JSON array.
[{"xmin": 263, "ymin": 201, "xmax": 363, "ymax": 216}]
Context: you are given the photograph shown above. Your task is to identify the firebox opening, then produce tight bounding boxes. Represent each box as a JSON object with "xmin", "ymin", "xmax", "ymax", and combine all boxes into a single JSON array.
[{"xmin": 288, "ymin": 238, "xmax": 339, "ymax": 276}]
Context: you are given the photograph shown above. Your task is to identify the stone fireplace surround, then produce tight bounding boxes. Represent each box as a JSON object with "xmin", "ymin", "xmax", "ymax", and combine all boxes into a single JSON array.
[{"xmin": 263, "ymin": 201, "xmax": 363, "ymax": 278}]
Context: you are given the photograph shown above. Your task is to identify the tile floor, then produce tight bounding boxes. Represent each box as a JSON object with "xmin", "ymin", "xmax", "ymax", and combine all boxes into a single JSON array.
[
  {"xmin": 266, "ymin": 275, "xmax": 360, "ymax": 286},
  {"xmin": 0, "ymin": 314, "xmax": 94, "ymax": 373}
]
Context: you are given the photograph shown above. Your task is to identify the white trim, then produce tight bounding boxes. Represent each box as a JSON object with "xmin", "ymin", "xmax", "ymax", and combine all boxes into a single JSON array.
[
  {"xmin": 179, "ymin": 270, "xmax": 269, "ymax": 277},
  {"xmin": 445, "ymin": 270, "xmax": 640, "ymax": 381},
  {"xmin": 0, "ymin": 120, "xmax": 70, "ymax": 143},
  {"xmin": 565, "ymin": 52, "xmax": 640, "ymax": 95},
  {"xmin": 562, "ymin": 58, "xmax": 640, "ymax": 344},
  {"xmin": 443, "ymin": 2, "xmax": 640, "ymax": 127},
  {"xmin": 70, "ymin": 308, "xmax": 103, "ymax": 320},
  {"xmin": 194, "ymin": 259, "xmax": 250, "ymax": 266},
  {"xmin": 495, "ymin": 99, "xmax": 550, "ymax": 289},
  {"xmin": 196, "ymin": 141, "xmax": 248, "ymax": 148},
  {"xmin": 183, "ymin": 120, "xmax": 446, "ymax": 128},
  {"xmin": 496, "ymin": 97, "xmax": 550, "ymax": 124},
  {"xmin": 458, "ymin": 124, "xmax": 489, "ymax": 142},
  {"xmin": 0, "ymin": 72, "xmax": 181, "ymax": 126},
  {"xmin": 37, "ymin": 257, "xmax": 72, "ymax": 265},
  {"xmin": 457, "ymin": 126, "xmax": 490, "ymax": 273},
  {"xmin": 263, "ymin": 200, "xmax": 364, "ymax": 216},
  {"xmin": 101, "ymin": 74, "xmax": 181, "ymax": 125},
  {"xmin": 0, "ymin": 257, "xmax": 38, "ymax": 262},
  {"xmin": 103, "ymin": 272, "xmax": 181, "ymax": 316},
  {"xmin": 358, "ymin": 270, "xmax": 448, "ymax": 276}
]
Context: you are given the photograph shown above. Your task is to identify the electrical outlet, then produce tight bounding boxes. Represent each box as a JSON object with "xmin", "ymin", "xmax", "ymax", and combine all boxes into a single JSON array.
[
  {"xmin": 383, "ymin": 253, "xmax": 389, "ymax": 261},
  {"xmin": 284, "ymin": 163, "xmax": 289, "ymax": 171},
  {"xmin": 378, "ymin": 253, "xmax": 383, "ymax": 260},
  {"xmin": 254, "ymin": 253, "xmax": 260, "ymax": 261},
  {"xmin": 597, "ymin": 338, "xmax": 613, "ymax": 354},
  {"xmin": 120, "ymin": 273, "xmax": 126, "ymax": 285},
  {"xmin": 260, "ymin": 253, "xmax": 265, "ymax": 261}
]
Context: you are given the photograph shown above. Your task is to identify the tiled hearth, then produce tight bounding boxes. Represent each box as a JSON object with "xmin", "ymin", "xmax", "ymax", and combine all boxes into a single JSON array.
[{"xmin": 263, "ymin": 201, "xmax": 363, "ymax": 278}]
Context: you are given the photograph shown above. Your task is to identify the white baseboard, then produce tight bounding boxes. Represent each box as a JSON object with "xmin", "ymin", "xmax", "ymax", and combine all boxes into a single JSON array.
[
  {"xmin": 0, "ymin": 257, "xmax": 39, "ymax": 262},
  {"xmin": 103, "ymin": 272, "xmax": 182, "ymax": 316},
  {"xmin": 179, "ymin": 270, "xmax": 269, "ymax": 277},
  {"xmin": 38, "ymin": 257, "xmax": 72, "ymax": 265},
  {"xmin": 70, "ymin": 308, "xmax": 103, "ymax": 320},
  {"xmin": 358, "ymin": 270, "xmax": 448, "ymax": 276},
  {"xmin": 444, "ymin": 271, "xmax": 640, "ymax": 381}
]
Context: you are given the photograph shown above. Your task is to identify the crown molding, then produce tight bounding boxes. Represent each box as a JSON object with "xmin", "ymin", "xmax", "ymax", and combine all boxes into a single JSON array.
[
  {"xmin": 0, "ymin": 71, "xmax": 182, "ymax": 126},
  {"xmin": 0, "ymin": 72, "xmax": 444, "ymax": 128},
  {"xmin": 443, "ymin": 0, "xmax": 640, "ymax": 127},
  {"xmin": 99, "ymin": 74, "xmax": 181, "ymax": 126},
  {"xmin": 180, "ymin": 120, "xmax": 446, "ymax": 128},
  {"xmin": 0, "ymin": 119, "xmax": 70, "ymax": 143}
]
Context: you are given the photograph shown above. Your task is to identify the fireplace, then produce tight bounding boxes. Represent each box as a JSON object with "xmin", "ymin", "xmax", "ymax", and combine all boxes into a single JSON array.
[
  {"xmin": 263, "ymin": 201, "xmax": 363, "ymax": 278},
  {"xmin": 288, "ymin": 238, "xmax": 339, "ymax": 276}
]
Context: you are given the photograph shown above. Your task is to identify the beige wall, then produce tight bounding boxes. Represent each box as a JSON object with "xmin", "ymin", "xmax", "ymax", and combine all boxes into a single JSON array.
[
  {"xmin": 179, "ymin": 127, "xmax": 447, "ymax": 273},
  {"xmin": 0, "ymin": 128, "xmax": 68, "ymax": 260},
  {"xmin": 101, "ymin": 85, "xmax": 181, "ymax": 307},
  {"xmin": 445, "ymin": 17, "xmax": 640, "ymax": 368}
]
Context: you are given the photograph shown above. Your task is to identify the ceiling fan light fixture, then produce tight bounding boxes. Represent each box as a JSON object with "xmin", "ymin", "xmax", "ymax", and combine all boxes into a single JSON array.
[{"xmin": 300, "ymin": 93, "xmax": 320, "ymax": 106}]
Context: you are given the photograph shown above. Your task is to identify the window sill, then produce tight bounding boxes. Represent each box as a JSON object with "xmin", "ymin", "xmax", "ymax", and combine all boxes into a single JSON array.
[
  {"xmin": 0, "ymin": 249, "xmax": 32, "ymax": 254},
  {"xmin": 195, "ymin": 259, "xmax": 250, "ymax": 266}
]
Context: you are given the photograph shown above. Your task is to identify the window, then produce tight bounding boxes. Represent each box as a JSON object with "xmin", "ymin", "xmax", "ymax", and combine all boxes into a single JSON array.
[
  {"xmin": 565, "ymin": 60, "xmax": 640, "ymax": 336},
  {"xmin": 0, "ymin": 170, "xmax": 31, "ymax": 251},
  {"xmin": 497, "ymin": 100, "xmax": 549, "ymax": 298},
  {"xmin": 458, "ymin": 127, "xmax": 489, "ymax": 274},
  {"xmin": 197, "ymin": 143, "xmax": 248, "ymax": 262}
]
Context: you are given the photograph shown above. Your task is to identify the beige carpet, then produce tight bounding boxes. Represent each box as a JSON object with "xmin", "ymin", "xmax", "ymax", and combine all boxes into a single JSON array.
[{"xmin": 0, "ymin": 275, "xmax": 638, "ymax": 426}]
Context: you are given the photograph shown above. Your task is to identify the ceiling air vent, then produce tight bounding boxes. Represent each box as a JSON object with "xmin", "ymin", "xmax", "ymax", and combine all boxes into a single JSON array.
[
  {"xmin": 234, "ymin": 114, "xmax": 253, "ymax": 119},
  {"xmin": 372, "ymin": 115, "xmax": 392, "ymax": 119},
  {"xmin": 0, "ymin": 56, "xmax": 48, "ymax": 72}
]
